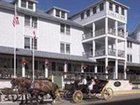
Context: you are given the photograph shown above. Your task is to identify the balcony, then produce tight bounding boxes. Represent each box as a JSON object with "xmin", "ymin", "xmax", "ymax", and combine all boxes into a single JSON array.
[
  {"xmin": 118, "ymin": 50, "xmax": 125, "ymax": 58},
  {"xmin": 95, "ymin": 49, "xmax": 105, "ymax": 57},
  {"xmin": 95, "ymin": 28, "xmax": 105, "ymax": 36},
  {"xmin": 118, "ymin": 30, "xmax": 125, "ymax": 38},
  {"xmin": 82, "ymin": 32, "xmax": 93, "ymax": 40},
  {"xmin": 108, "ymin": 28, "xmax": 115, "ymax": 35},
  {"xmin": 108, "ymin": 48, "xmax": 116, "ymax": 56}
]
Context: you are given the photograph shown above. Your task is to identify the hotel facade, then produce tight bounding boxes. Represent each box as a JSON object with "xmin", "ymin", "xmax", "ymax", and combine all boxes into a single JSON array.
[{"xmin": 0, "ymin": 0, "xmax": 139, "ymax": 87}]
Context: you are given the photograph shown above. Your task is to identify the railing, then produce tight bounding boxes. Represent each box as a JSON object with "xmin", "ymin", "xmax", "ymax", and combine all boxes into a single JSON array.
[
  {"xmin": 118, "ymin": 30, "xmax": 125, "ymax": 38},
  {"xmin": 82, "ymin": 32, "xmax": 93, "ymax": 40},
  {"xmin": 108, "ymin": 28, "xmax": 116, "ymax": 35},
  {"xmin": 95, "ymin": 28, "xmax": 105, "ymax": 36},
  {"xmin": 108, "ymin": 48, "xmax": 116, "ymax": 56},
  {"xmin": 95, "ymin": 49, "xmax": 105, "ymax": 57},
  {"xmin": 82, "ymin": 52, "xmax": 93, "ymax": 58},
  {"xmin": 118, "ymin": 50, "xmax": 125, "ymax": 58}
]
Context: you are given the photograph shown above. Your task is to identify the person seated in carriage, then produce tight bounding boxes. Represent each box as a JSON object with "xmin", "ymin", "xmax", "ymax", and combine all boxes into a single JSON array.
[
  {"xmin": 88, "ymin": 77, "xmax": 96, "ymax": 92},
  {"xmin": 78, "ymin": 75, "xmax": 87, "ymax": 85}
]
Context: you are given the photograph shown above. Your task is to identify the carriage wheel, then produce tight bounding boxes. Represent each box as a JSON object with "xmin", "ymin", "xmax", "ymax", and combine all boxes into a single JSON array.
[
  {"xmin": 102, "ymin": 88, "xmax": 113, "ymax": 100},
  {"xmin": 72, "ymin": 90, "xmax": 83, "ymax": 103}
]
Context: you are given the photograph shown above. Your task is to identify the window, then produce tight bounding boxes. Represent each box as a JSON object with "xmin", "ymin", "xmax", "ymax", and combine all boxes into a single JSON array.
[
  {"xmin": 116, "ymin": 5, "xmax": 119, "ymax": 13},
  {"xmin": 81, "ymin": 13, "xmax": 84, "ymax": 19},
  {"xmin": 32, "ymin": 17, "xmax": 37, "ymax": 28},
  {"xmin": 25, "ymin": 15, "xmax": 30, "ymax": 26},
  {"xmin": 86, "ymin": 10, "xmax": 90, "ymax": 17},
  {"xmin": 121, "ymin": 8, "xmax": 125, "ymax": 15},
  {"xmin": 25, "ymin": 15, "xmax": 38, "ymax": 28},
  {"xmin": 21, "ymin": 0, "xmax": 26, "ymax": 8},
  {"xmin": 24, "ymin": 37, "xmax": 30, "ymax": 49},
  {"xmin": 28, "ymin": 1, "xmax": 33, "ymax": 10},
  {"xmin": 60, "ymin": 43, "xmax": 70, "ymax": 54},
  {"xmin": 61, "ymin": 11, "xmax": 65, "ymax": 19},
  {"xmin": 60, "ymin": 43, "xmax": 65, "ymax": 53},
  {"xmin": 24, "ymin": 37, "xmax": 37, "ymax": 50},
  {"xmin": 60, "ymin": 24, "xmax": 65, "ymax": 33},
  {"xmin": 99, "ymin": 3, "xmax": 104, "ymax": 11},
  {"xmin": 32, "ymin": 37, "xmax": 37, "ymax": 49},
  {"xmin": 60, "ymin": 24, "xmax": 71, "ymax": 34},
  {"xmin": 66, "ymin": 44, "xmax": 70, "ymax": 54},
  {"xmin": 127, "ymin": 41, "xmax": 132, "ymax": 48},
  {"xmin": 109, "ymin": 2, "xmax": 113, "ymax": 11},
  {"xmin": 56, "ymin": 9, "xmax": 60, "ymax": 17},
  {"xmin": 127, "ymin": 54, "xmax": 132, "ymax": 62},
  {"xmin": 66, "ymin": 25, "xmax": 70, "ymax": 35},
  {"xmin": 93, "ymin": 7, "xmax": 96, "ymax": 14}
]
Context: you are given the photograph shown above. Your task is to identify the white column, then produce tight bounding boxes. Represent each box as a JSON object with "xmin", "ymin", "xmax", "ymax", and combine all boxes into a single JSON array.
[
  {"xmin": 22, "ymin": 64, "xmax": 25, "ymax": 77},
  {"xmin": 45, "ymin": 60, "xmax": 49, "ymax": 78},
  {"xmin": 115, "ymin": 59, "xmax": 118, "ymax": 79},
  {"xmin": 93, "ymin": 41, "xmax": 95, "ymax": 57},
  {"xmin": 124, "ymin": 61, "xmax": 127, "ymax": 79},
  {"xmin": 94, "ymin": 65, "xmax": 97, "ymax": 79},
  {"xmin": 105, "ymin": 36, "xmax": 108, "ymax": 56},
  {"xmin": 64, "ymin": 62, "xmax": 68, "ymax": 78},
  {"xmin": 105, "ymin": 58, "xmax": 108, "ymax": 79},
  {"xmin": 81, "ymin": 63, "xmax": 84, "ymax": 73},
  {"xmin": 92, "ymin": 22, "xmax": 95, "ymax": 37}
]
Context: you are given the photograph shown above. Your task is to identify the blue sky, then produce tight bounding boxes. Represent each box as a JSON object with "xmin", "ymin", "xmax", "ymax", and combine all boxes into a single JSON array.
[{"xmin": 37, "ymin": 0, "xmax": 139, "ymax": 33}]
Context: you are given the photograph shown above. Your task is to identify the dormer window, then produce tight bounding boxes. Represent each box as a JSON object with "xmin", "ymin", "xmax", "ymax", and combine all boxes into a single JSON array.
[
  {"xmin": 93, "ymin": 7, "xmax": 96, "ymax": 14},
  {"xmin": 21, "ymin": 0, "xmax": 26, "ymax": 8},
  {"xmin": 99, "ymin": 3, "xmax": 104, "ymax": 11},
  {"xmin": 116, "ymin": 5, "xmax": 119, "ymax": 13},
  {"xmin": 81, "ymin": 13, "xmax": 84, "ymax": 20},
  {"xmin": 86, "ymin": 10, "xmax": 90, "ymax": 17},
  {"xmin": 121, "ymin": 7, "xmax": 125, "ymax": 15},
  {"xmin": 109, "ymin": 2, "xmax": 113, "ymax": 11},
  {"xmin": 56, "ymin": 9, "xmax": 60, "ymax": 17},
  {"xmin": 61, "ymin": 11, "xmax": 65, "ymax": 19},
  {"xmin": 28, "ymin": 1, "xmax": 33, "ymax": 10}
]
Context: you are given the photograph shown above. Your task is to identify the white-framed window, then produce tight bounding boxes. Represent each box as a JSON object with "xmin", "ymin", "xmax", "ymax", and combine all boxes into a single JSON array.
[
  {"xmin": 127, "ymin": 41, "xmax": 132, "ymax": 48},
  {"xmin": 21, "ymin": 0, "xmax": 26, "ymax": 8},
  {"xmin": 121, "ymin": 7, "xmax": 125, "ymax": 15},
  {"xmin": 24, "ymin": 15, "xmax": 37, "ymax": 28},
  {"xmin": 99, "ymin": 3, "xmax": 104, "ymax": 11},
  {"xmin": 60, "ymin": 42, "xmax": 70, "ymax": 54},
  {"xmin": 60, "ymin": 23, "xmax": 70, "ymax": 35},
  {"xmin": 92, "ymin": 7, "xmax": 96, "ymax": 14},
  {"xmin": 61, "ymin": 11, "xmax": 65, "ymax": 19},
  {"xmin": 86, "ymin": 9, "xmax": 90, "ymax": 17},
  {"xmin": 25, "ymin": 15, "xmax": 30, "ymax": 26},
  {"xmin": 109, "ymin": 2, "xmax": 113, "ymax": 11},
  {"xmin": 127, "ymin": 54, "xmax": 132, "ymax": 62},
  {"xmin": 116, "ymin": 5, "xmax": 119, "ymax": 13},
  {"xmin": 56, "ymin": 9, "xmax": 60, "ymax": 17},
  {"xmin": 24, "ymin": 36, "xmax": 37, "ymax": 50},
  {"xmin": 28, "ymin": 1, "xmax": 33, "ymax": 10}
]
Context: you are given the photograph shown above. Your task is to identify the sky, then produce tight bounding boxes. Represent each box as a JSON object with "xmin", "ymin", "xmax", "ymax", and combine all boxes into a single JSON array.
[{"xmin": 36, "ymin": 0, "xmax": 140, "ymax": 33}]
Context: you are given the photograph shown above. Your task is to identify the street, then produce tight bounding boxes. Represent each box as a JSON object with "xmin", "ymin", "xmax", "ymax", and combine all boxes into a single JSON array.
[{"xmin": 0, "ymin": 94, "xmax": 140, "ymax": 105}]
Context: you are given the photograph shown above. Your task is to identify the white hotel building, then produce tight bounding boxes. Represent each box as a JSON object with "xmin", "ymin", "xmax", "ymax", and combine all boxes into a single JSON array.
[{"xmin": 0, "ymin": 0, "xmax": 140, "ymax": 86}]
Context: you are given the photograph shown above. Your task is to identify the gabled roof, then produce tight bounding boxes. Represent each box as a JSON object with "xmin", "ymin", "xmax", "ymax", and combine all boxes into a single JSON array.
[
  {"xmin": 127, "ymin": 36, "xmax": 140, "ymax": 44},
  {"xmin": 46, "ymin": 6, "xmax": 70, "ymax": 13}
]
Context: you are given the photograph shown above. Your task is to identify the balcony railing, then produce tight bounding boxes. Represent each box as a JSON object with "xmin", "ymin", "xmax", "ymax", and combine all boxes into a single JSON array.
[
  {"xmin": 95, "ymin": 28, "xmax": 105, "ymax": 36},
  {"xmin": 82, "ymin": 52, "xmax": 93, "ymax": 58},
  {"xmin": 108, "ymin": 48, "xmax": 116, "ymax": 56},
  {"xmin": 95, "ymin": 49, "xmax": 105, "ymax": 57},
  {"xmin": 118, "ymin": 31, "xmax": 125, "ymax": 38},
  {"xmin": 82, "ymin": 32, "xmax": 93, "ymax": 40},
  {"xmin": 118, "ymin": 50, "xmax": 125, "ymax": 58},
  {"xmin": 108, "ymin": 28, "xmax": 115, "ymax": 35}
]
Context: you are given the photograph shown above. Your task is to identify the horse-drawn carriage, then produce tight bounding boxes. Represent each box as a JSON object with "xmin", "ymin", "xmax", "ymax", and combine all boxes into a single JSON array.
[
  {"xmin": 64, "ymin": 79, "xmax": 113, "ymax": 103},
  {"xmin": 0, "ymin": 78, "xmax": 60, "ymax": 105}
]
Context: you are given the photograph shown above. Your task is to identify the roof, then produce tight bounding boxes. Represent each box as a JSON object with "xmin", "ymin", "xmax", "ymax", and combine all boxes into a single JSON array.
[
  {"xmin": 69, "ymin": 0, "xmax": 129, "ymax": 19},
  {"xmin": 127, "ymin": 62, "xmax": 140, "ymax": 68},
  {"xmin": 0, "ymin": 46, "xmax": 95, "ymax": 63},
  {"xmin": 127, "ymin": 36, "xmax": 140, "ymax": 44},
  {"xmin": 47, "ymin": 6, "xmax": 70, "ymax": 13},
  {"xmin": 0, "ymin": 1, "xmax": 83, "ymax": 29}
]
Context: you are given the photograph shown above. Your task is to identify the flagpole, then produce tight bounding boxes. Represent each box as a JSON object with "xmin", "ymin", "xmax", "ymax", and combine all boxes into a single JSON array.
[{"xmin": 14, "ymin": 4, "xmax": 17, "ymax": 78}]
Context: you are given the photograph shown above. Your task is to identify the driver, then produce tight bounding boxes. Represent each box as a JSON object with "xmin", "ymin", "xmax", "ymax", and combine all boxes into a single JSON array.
[
  {"xmin": 88, "ymin": 77, "xmax": 95, "ymax": 91},
  {"xmin": 78, "ymin": 75, "xmax": 87, "ymax": 85}
]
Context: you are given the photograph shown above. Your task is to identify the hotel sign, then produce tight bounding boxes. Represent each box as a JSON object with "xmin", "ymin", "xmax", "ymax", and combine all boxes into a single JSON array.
[{"xmin": 108, "ymin": 11, "xmax": 126, "ymax": 22}]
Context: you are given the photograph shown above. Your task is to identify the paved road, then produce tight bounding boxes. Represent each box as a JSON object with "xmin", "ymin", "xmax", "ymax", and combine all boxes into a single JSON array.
[{"xmin": 0, "ymin": 94, "xmax": 140, "ymax": 105}]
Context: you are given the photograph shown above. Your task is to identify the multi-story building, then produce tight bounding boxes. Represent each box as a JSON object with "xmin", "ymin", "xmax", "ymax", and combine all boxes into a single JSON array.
[{"xmin": 0, "ymin": 0, "xmax": 139, "ymax": 87}]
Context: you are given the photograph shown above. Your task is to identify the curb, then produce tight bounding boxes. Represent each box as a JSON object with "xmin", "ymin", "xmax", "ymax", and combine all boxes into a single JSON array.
[{"xmin": 114, "ymin": 90, "xmax": 140, "ymax": 96}]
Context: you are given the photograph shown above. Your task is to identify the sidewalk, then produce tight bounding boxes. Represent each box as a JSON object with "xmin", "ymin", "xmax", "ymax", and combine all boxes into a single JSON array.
[{"xmin": 114, "ymin": 89, "xmax": 140, "ymax": 96}]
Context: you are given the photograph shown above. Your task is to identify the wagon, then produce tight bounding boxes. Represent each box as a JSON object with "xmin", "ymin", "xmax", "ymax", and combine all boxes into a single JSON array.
[{"xmin": 64, "ymin": 79, "xmax": 113, "ymax": 103}]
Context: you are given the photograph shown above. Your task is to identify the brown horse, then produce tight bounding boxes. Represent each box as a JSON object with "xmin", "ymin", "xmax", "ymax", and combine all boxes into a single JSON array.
[{"xmin": 11, "ymin": 77, "xmax": 59, "ymax": 104}]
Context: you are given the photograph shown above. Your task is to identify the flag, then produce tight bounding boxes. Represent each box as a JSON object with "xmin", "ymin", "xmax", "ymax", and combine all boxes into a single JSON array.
[{"xmin": 12, "ymin": 4, "xmax": 19, "ymax": 27}]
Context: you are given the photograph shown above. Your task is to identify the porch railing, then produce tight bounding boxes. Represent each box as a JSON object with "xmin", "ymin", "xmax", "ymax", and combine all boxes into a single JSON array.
[
  {"xmin": 108, "ymin": 48, "xmax": 116, "ymax": 56},
  {"xmin": 95, "ymin": 28, "xmax": 105, "ymax": 36},
  {"xmin": 82, "ymin": 52, "xmax": 93, "ymax": 58},
  {"xmin": 95, "ymin": 49, "xmax": 105, "ymax": 57},
  {"xmin": 118, "ymin": 50, "xmax": 125, "ymax": 58},
  {"xmin": 82, "ymin": 32, "xmax": 93, "ymax": 40}
]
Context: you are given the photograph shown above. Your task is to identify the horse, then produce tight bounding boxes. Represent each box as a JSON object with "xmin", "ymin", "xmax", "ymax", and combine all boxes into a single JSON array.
[{"xmin": 11, "ymin": 77, "xmax": 59, "ymax": 104}]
